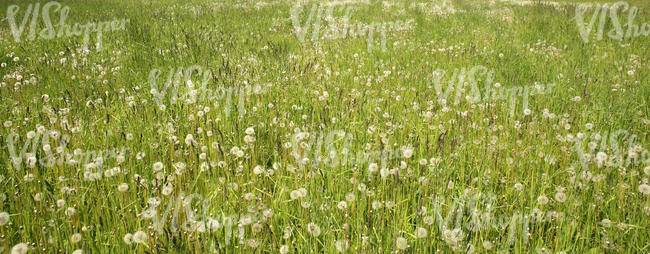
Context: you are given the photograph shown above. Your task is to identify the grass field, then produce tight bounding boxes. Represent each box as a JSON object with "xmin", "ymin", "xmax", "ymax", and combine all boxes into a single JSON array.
[{"xmin": 0, "ymin": 0, "xmax": 649, "ymax": 253}]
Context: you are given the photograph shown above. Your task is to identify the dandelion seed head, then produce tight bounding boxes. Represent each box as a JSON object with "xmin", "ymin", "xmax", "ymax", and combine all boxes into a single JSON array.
[
  {"xmin": 335, "ymin": 239, "xmax": 349, "ymax": 252},
  {"xmin": 118, "ymin": 183, "xmax": 128, "ymax": 192},
  {"xmin": 307, "ymin": 222, "xmax": 321, "ymax": 237},
  {"xmin": 639, "ymin": 184, "xmax": 650, "ymax": 195},
  {"xmin": 11, "ymin": 243, "xmax": 28, "ymax": 254},
  {"xmin": 537, "ymin": 195, "xmax": 549, "ymax": 205},
  {"xmin": 0, "ymin": 212, "xmax": 9, "ymax": 226},
  {"xmin": 415, "ymin": 227, "xmax": 428, "ymax": 238},
  {"xmin": 133, "ymin": 231, "xmax": 147, "ymax": 244},
  {"xmin": 514, "ymin": 183, "xmax": 524, "ymax": 191},
  {"xmin": 71, "ymin": 233, "xmax": 82, "ymax": 243},
  {"xmin": 123, "ymin": 233, "xmax": 133, "ymax": 245},
  {"xmin": 279, "ymin": 245, "xmax": 289, "ymax": 254},
  {"xmin": 153, "ymin": 162, "xmax": 164, "ymax": 172},
  {"xmin": 395, "ymin": 237, "xmax": 408, "ymax": 250}
]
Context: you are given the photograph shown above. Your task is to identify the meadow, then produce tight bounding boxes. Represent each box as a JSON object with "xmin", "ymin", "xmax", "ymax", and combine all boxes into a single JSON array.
[{"xmin": 0, "ymin": 0, "xmax": 649, "ymax": 253}]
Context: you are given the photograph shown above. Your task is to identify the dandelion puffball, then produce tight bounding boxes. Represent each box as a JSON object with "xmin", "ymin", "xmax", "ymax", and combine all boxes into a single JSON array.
[
  {"xmin": 415, "ymin": 227, "xmax": 428, "ymax": 238},
  {"xmin": 118, "ymin": 183, "xmax": 129, "ymax": 192},
  {"xmin": 71, "ymin": 233, "xmax": 82, "ymax": 243},
  {"xmin": 0, "ymin": 212, "xmax": 9, "ymax": 226},
  {"xmin": 11, "ymin": 243, "xmax": 29, "ymax": 254},
  {"xmin": 245, "ymin": 127, "xmax": 255, "ymax": 135},
  {"xmin": 279, "ymin": 245, "xmax": 289, "ymax": 254},
  {"xmin": 335, "ymin": 239, "xmax": 349, "ymax": 252},
  {"xmin": 395, "ymin": 237, "xmax": 408, "ymax": 250},
  {"xmin": 514, "ymin": 183, "xmax": 524, "ymax": 191},
  {"xmin": 153, "ymin": 162, "xmax": 164, "ymax": 172},
  {"xmin": 639, "ymin": 184, "xmax": 650, "ymax": 195},
  {"xmin": 306, "ymin": 222, "xmax": 321, "ymax": 237},
  {"xmin": 133, "ymin": 231, "xmax": 148, "ymax": 244},
  {"xmin": 402, "ymin": 147, "xmax": 413, "ymax": 158},
  {"xmin": 537, "ymin": 195, "xmax": 549, "ymax": 205}
]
